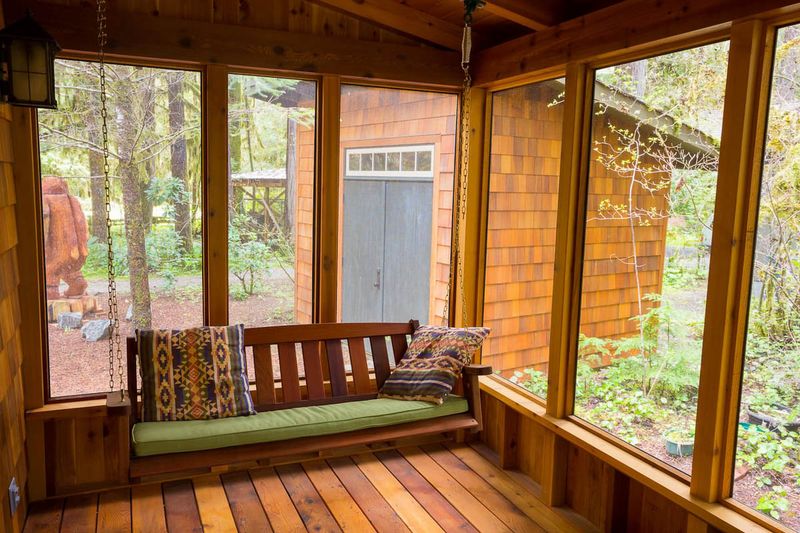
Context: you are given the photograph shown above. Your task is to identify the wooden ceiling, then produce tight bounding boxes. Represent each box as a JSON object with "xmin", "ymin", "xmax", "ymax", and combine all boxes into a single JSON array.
[{"xmin": 305, "ymin": 0, "xmax": 626, "ymax": 50}]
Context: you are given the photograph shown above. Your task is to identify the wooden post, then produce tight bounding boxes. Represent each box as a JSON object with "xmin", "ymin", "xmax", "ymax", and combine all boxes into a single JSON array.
[
  {"xmin": 205, "ymin": 64, "xmax": 229, "ymax": 326},
  {"xmin": 453, "ymin": 87, "xmax": 488, "ymax": 328},
  {"xmin": 11, "ymin": 106, "xmax": 47, "ymax": 409},
  {"xmin": 691, "ymin": 20, "xmax": 773, "ymax": 503},
  {"xmin": 317, "ymin": 76, "xmax": 341, "ymax": 323},
  {"xmin": 547, "ymin": 62, "xmax": 593, "ymax": 419}
]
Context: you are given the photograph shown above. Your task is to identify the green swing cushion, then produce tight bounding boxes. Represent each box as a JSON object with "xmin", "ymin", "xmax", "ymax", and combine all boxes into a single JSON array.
[{"xmin": 132, "ymin": 395, "xmax": 469, "ymax": 457}]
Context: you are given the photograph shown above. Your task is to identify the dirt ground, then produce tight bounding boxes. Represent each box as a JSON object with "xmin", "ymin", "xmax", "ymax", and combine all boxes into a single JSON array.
[{"xmin": 48, "ymin": 283, "xmax": 294, "ymax": 398}]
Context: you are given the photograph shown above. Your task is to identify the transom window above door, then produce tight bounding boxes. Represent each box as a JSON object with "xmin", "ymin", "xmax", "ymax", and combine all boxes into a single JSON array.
[{"xmin": 345, "ymin": 144, "xmax": 435, "ymax": 178}]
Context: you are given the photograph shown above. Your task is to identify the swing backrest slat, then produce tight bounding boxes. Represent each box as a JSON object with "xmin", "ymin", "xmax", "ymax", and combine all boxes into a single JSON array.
[{"xmin": 126, "ymin": 320, "xmax": 419, "ymax": 423}]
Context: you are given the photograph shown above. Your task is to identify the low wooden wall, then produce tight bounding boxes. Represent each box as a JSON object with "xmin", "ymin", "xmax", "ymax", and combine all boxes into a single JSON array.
[{"xmin": 478, "ymin": 379, "xmax": 765, "ymax": 533}]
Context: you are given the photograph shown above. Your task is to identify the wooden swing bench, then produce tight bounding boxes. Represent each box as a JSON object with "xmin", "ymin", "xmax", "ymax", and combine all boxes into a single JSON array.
[{"xmin": 117, "ymin": 320, "xmax": 491, "ymax": 479}]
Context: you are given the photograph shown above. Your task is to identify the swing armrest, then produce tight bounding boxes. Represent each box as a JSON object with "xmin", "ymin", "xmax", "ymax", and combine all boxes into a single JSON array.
[
  {"xmin": 462, "ymin": 364, "xmax": 491, "ymax": 432},
  {"xmin": 106, "ymin": 391, "xmax": 132, "ymax": 417},
  {"xmin": 463, "ymin": 364, "xmax": 492, "ymax": 376}
]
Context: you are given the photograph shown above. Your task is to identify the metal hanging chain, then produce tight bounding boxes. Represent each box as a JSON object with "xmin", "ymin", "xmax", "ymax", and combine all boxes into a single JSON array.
[
  {"xmin": 97, "ymin": 0, "xmax": 123, "ymax": 396},
  {"xmin": 443, "ymin": 0, "xmax": 483, "ymax": 327}
]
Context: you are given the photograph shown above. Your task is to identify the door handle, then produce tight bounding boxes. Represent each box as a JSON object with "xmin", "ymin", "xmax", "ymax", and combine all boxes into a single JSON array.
[{"xmin": 373, "ymin": 268, "xmax": 381, "ymax": 289}]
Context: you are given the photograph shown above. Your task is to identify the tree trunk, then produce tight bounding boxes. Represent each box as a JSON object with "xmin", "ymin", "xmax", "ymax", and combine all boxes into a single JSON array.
[
  {"xmin": 140, "ymin": 73, "xmax": 157, "ymax": 230},
  {"xmin": 628, "ymin": 60, "xmax": 647, "ymax": 99},
  {"xmin": 229, "ymin": 77, "xmax": 243, "ymax": 174},
  {"xmin": 285, "ymin": 117, "xmax": 297, "ymax": 240},
  {"xmin": 87, "ymin": 90, "xmax": 108, "ymax": 242},
  {"xmin": 117, "ymin": 89, "xmax": 152, "ymax": 329},
  {"xmin": 89, "ymin": 149, "xmax": 108, "ymax": 243},
  {"xmin": 168, "ymin": 71, "xmax": 192, "ymax": 254}
]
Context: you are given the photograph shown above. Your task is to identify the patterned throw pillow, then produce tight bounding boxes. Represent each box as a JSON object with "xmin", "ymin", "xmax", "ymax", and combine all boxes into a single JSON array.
[
  {"xmin": 379, "ymin": 325, "xmax": 490, "ymax": 404},
  {"xmin": 137, "ymin": 325, "xmax": 256, "ymax": 422}
]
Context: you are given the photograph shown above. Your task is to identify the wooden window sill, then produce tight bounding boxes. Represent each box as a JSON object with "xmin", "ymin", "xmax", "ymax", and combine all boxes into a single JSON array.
[{"xmin": 26, "ymin": 398, "xmax": 110, "ymax": 421}]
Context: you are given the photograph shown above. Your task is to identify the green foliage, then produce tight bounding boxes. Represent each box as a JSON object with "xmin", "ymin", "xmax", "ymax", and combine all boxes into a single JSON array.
[
  {"xmin": 509, "ymin": 368, "xmax": 547, "ymax": 398},
  {"xmin": 738, "ymin": 424, "xmax": 799, "ymax": 520},
  {"xmin": 228, "ymin": 213, "xmax": 270, "ymax": 297},
  {"xmin": 83, "ymin": 235, "xmax": 128, "ymax": 278}
]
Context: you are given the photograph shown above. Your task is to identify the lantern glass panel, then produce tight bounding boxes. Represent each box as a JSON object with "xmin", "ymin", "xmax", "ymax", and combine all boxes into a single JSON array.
[
  {"xmin": 29, "ymin": 73, "xmax": 47, "ymax": 102},
  {"xmin": 10, "ymin": 40, "xmax": 28, "ymax": 69},
  {"xmin": 29, "ymin": 43, "xmax": 47, "ymax": 73},
  {"xmin": 11, "ymin": 72, "xmax": 29, "ymax": 100}
]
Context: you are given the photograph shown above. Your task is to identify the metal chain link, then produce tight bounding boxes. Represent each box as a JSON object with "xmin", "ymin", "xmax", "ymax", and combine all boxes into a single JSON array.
[
  {"xmin": 97, "ymin": 0, "xmax": 123, "ymax": 395},
  {"xmin": 443, "ymin": 22, "xmax": 473, "ymax": 328}
]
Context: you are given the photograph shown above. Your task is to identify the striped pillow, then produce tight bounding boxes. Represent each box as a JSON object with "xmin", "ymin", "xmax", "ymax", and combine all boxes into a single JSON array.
[
  {"xmin": 379, "ymin": 325, "xmax": 490, "ymax": 404},
  {"xmin": 137, "ymin": 324, "xmax": 256, "ymax": 422}
]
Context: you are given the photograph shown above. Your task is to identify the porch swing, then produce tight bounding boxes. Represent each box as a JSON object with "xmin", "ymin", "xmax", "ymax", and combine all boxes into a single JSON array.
[{"xmin": 99, "ymin": 0, "xmax": 492, "ymax": 480}]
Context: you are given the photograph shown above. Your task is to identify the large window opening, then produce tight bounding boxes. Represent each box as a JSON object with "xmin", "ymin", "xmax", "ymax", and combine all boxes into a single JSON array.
[
  {"xmin": 734, "ymin": 24, "xmax": 800, "ymax": 529},
  {"xmin": 572, "ymin": 42, "xmax": 730, "ymax": 473},
  {"xmin": 337, "ymin": 85, "xmax": 457, "ymax": 325},
  {"xmin": 38, "ymin": 60, "xmax": 202, "ymax": 398},
  {"xmin": 482, "ymin": 79, "xmax": 565, "ymax": 399},
  {"xmin": 227, "ymin": 74, "xmax": 316, "ymax": 327}
]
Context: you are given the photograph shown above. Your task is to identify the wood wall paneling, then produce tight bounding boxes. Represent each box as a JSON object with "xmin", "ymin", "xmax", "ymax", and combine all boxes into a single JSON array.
[{"xmin": 0, "ymin": 17, "xmax": 28, "ymax": 527}]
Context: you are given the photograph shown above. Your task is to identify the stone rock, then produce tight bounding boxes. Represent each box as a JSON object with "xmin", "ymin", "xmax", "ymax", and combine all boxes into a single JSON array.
[
  {"xmin": 57, "ymin": 312, "xmax": 82, "ymax": 330},
  {"xmin": 81, "ymin": 319, "xmax": 111, "ymax": 342},
  {"xmin": 125, "ymin": 304, "xmax": 133, "ymax": 322}
]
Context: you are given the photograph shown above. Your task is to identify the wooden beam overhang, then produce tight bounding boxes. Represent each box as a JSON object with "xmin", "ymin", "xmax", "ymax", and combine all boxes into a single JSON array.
[
  {"xmin": 483, "ymin": 0, "xmax": 563, "ymax": 31},
  {"xmin": 306, "ymin": 0, "xmax": 467, "ymax": 50},
  {"xmin": 472, "ymin": 0, "xmax": 800, "ymax": 86},
  {"xmin": 9, "ymin": 1, "xmax": 463, "ymax": 87}
]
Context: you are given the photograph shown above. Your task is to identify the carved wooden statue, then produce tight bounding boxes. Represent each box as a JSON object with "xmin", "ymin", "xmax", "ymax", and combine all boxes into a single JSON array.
[{"xmin": 42, "ymin": 176, "xmax": 89, "ymax": 299}]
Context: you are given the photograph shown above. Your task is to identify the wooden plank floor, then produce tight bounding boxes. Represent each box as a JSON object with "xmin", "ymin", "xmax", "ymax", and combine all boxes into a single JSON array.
[{"xmin": 23, "ymin": 443, "xmax": 590, "ymax": 533}]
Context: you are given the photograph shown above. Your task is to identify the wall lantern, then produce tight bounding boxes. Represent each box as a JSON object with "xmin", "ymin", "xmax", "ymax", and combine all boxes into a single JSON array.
[{"xmin": 0, "ymin": 11, "xmax": 60, "ymax": 109}]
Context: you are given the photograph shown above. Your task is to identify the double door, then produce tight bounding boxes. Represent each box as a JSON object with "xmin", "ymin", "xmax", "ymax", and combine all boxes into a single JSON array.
[{"xmin": 341, "ymin": 177, "xmax": 433, "ymax": 323}]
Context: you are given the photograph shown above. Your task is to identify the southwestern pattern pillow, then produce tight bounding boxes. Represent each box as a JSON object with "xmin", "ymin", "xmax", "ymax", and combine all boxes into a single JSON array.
[
  {"xmin": 379, "ymin": 325, "xmax": 490, "ymax": 404},
  {"xmin": 137, "ymin": 324, "xmax": 255, "ymax": 422}
]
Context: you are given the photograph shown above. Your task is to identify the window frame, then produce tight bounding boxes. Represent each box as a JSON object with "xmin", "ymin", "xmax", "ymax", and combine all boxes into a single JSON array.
[
  {"xmin": 471, "ymin": 9, "xmax": 800, "ymax": 531},
  {"xmin": 32, "ymin": 56, "xmax": 207, "ymax": 403}
]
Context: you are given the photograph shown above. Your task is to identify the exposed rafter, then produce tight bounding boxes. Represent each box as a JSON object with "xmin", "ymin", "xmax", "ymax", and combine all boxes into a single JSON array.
[
  {"xmin": 308, "ymin": 0, "xmax": 468, "ymax": 50},
  {"xmin": 483, "ymin": 0, "xmax": 563, "ymax": 31}
]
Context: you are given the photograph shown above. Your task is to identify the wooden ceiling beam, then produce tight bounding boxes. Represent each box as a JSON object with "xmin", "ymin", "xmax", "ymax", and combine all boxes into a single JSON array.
[
  {"xmin": 10, "ymin": 1, "xmax": 463, "ymax": 87},
  {"xmin": 473, "ymin": 0, "xmax": 800, "ymax": 86},
  {"xmin": 308, "ymin": 0, "xmax": 467, "ymax": 50},
  {"xmin": 482, "ymin": 0, "xmax": 563, "ymax": 31}
]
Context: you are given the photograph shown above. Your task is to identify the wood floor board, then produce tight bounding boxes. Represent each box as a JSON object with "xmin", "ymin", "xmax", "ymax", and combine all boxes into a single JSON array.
[
  {"xmin": 96, "ymin": 487, "xmax": 131, "ymax": 533},
  {"xmin": 250, "ymin": 467, "xmax": 307, "ymax": 532},
  {"xmin": 193, "ymin": 474, "xmax": 238, "ymax": 532},
  {"xmin": 60, "ymin": 493, "xmax": 98, "ymax": 533},
  {"xmin": 24, "ymin": 444, "xmax": 564, "ymax": 533},
  {"xmin": 162, "ymin": 480, "xmax": 203, "ymax": 533},
  {"xmin": 23, "ymin": 498, "xmax": 64, "ymax": 533},
  {"xmin": 449, "ymin": 442, "xmax": 588, "ymax": 533},
  {"xmin": 422, "ymin": 443, "xmax": 545, "ymax": 532},
  {"xmin": 374, "ymin": 449, "xmax": 478, "ymax": 533},
  {"xmin": 276, "ymin": 463, "xmax": 343, "ymax": 533},
  {"xmin": 131, "ymin": 483, "xmax": 167, "ymax": 533},
  {"xmin": 347, "ymin": 453, "xmax": 441, "ymax": 533},
  {"xmin": 221, "ymin": 471, "xmax": 273, "ymax": 532},
  {"xmin": 328, "ymin": 455, "xmax": 414, "ymax": 533},
  {"xmin": 303, "ymin": 460, "xmax": 376, "ymax": 532},
  {"xmin": 398, "ymin": 446, "xmax": 514, "ymax": 533}
]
